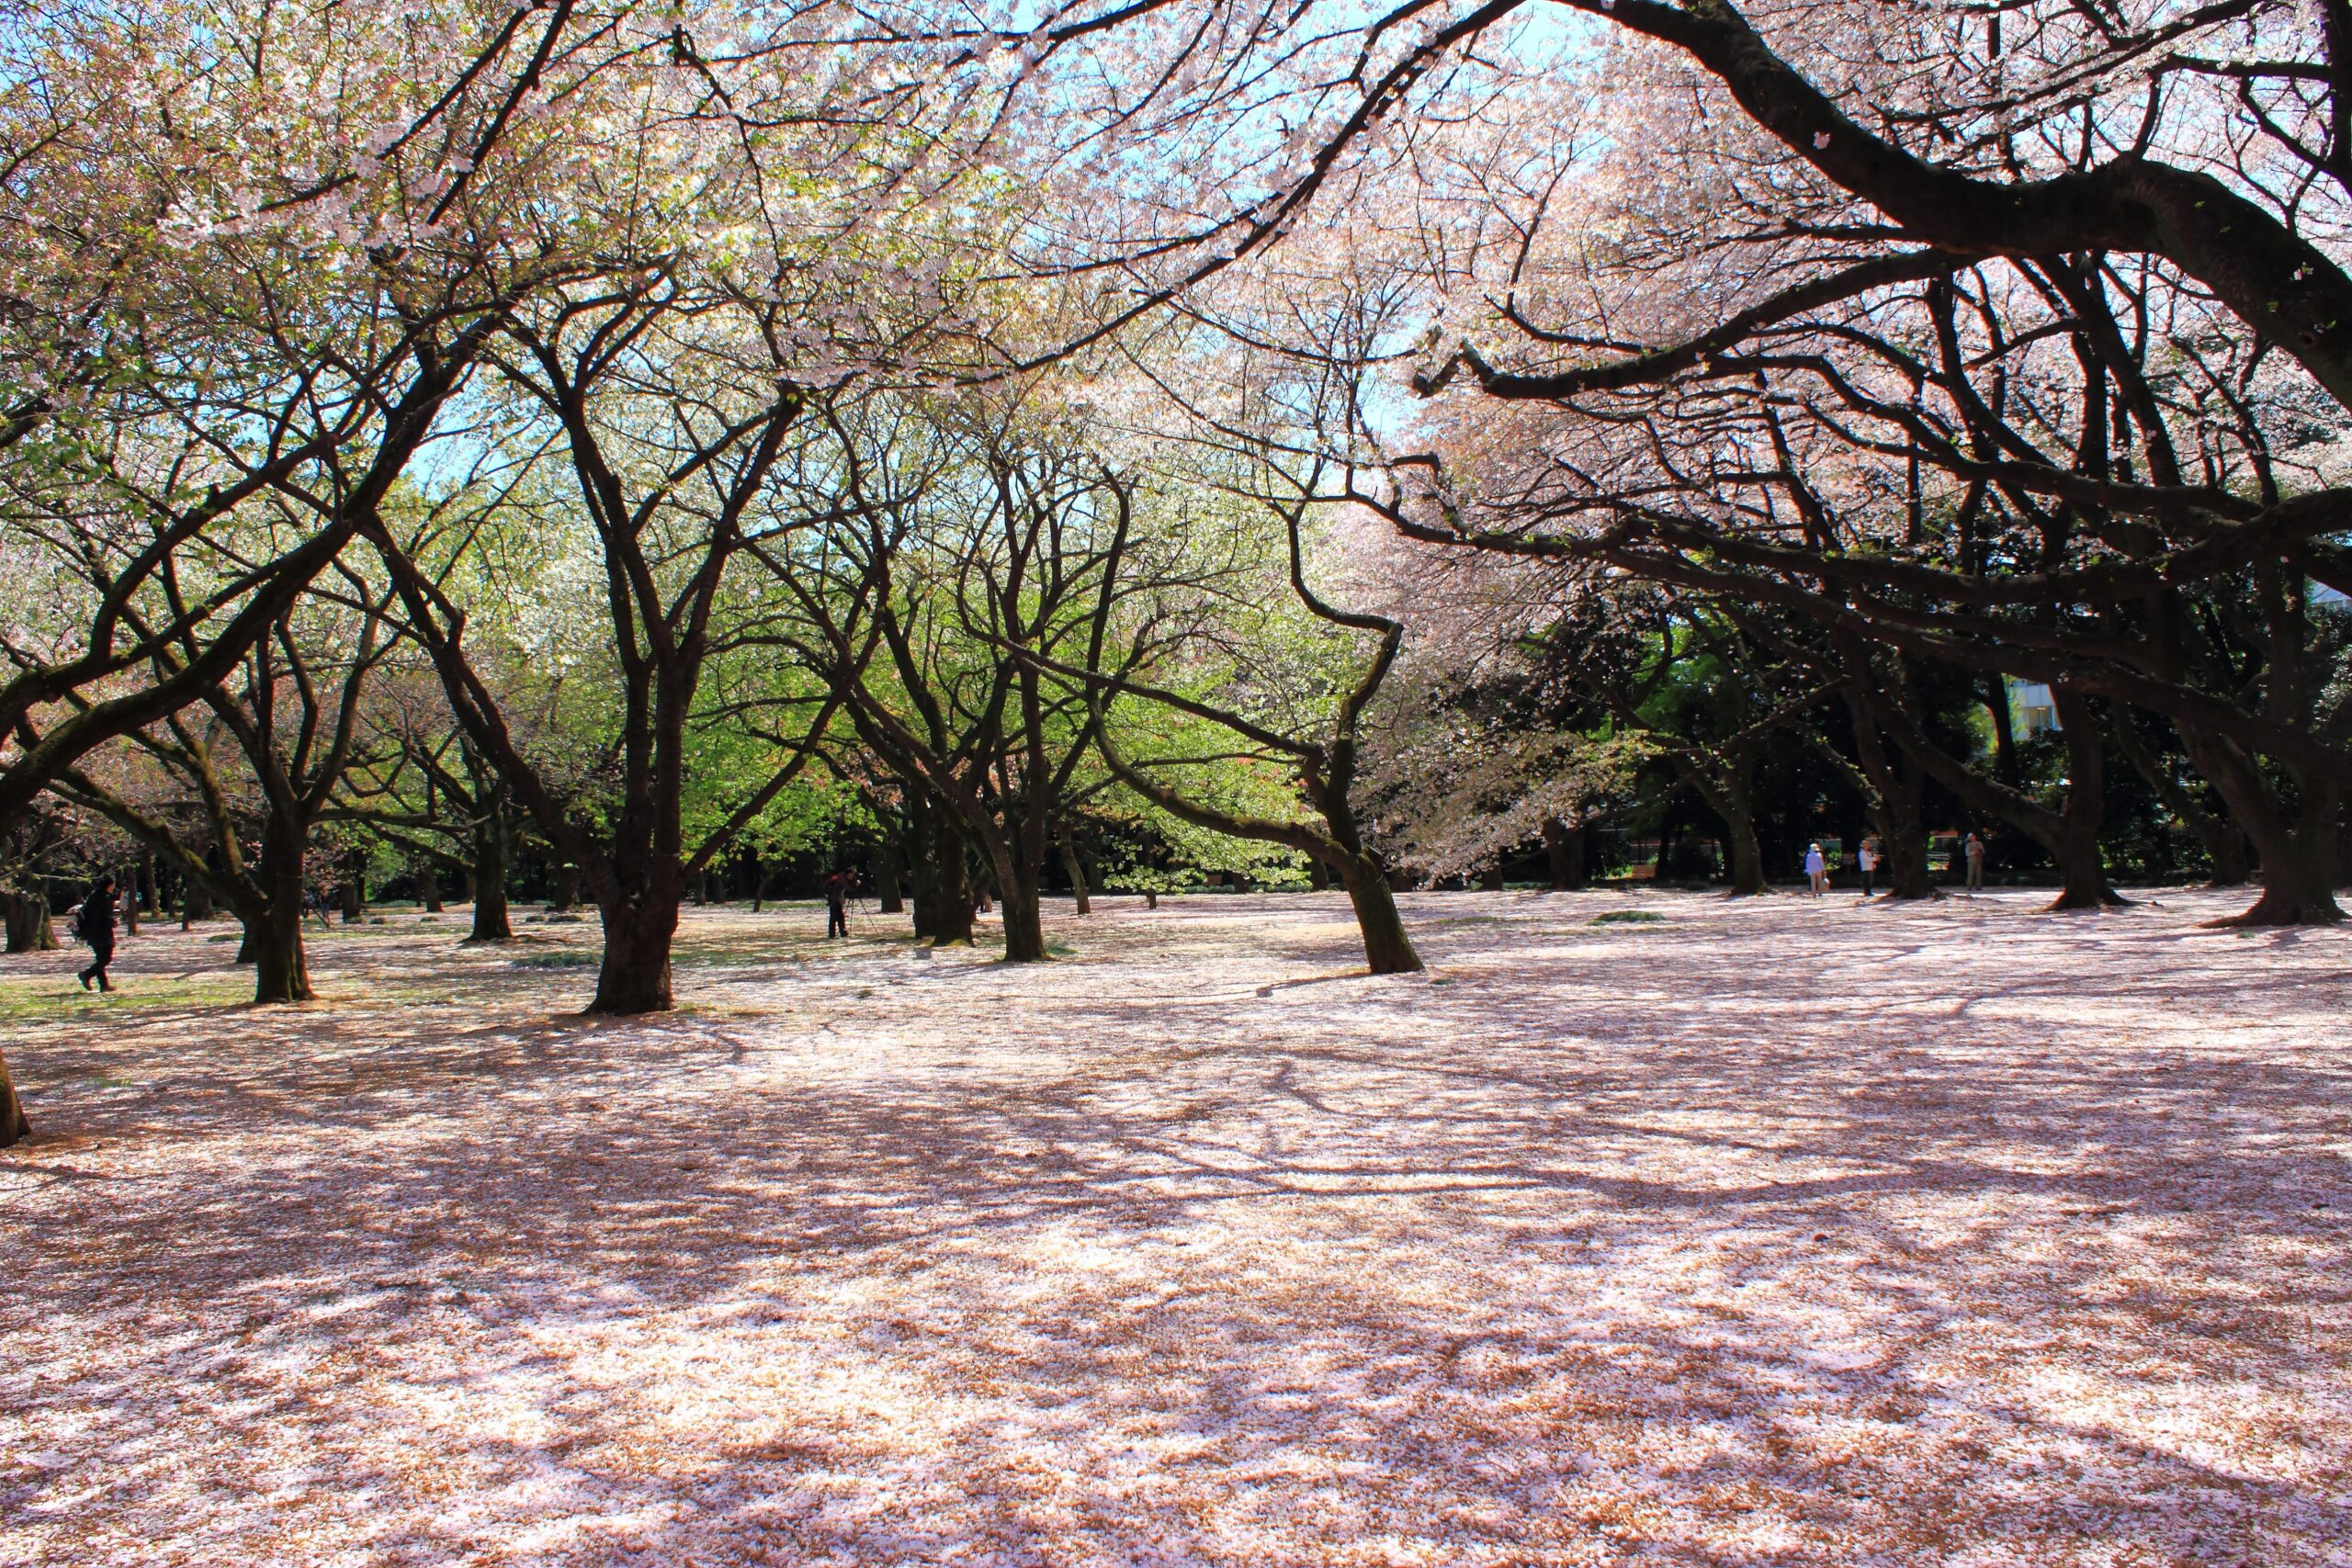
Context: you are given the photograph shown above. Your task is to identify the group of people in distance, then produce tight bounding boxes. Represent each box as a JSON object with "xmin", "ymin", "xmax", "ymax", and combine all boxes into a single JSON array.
[{"xmin": 1804, "ymin": 833, "xmax": 1986, "ymax": 898}]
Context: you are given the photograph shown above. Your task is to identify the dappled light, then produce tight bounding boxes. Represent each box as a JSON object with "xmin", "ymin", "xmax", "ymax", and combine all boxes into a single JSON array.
[{"xmin": 5, "ymin": 892, "xmax": 2346, "ymax": 1564}]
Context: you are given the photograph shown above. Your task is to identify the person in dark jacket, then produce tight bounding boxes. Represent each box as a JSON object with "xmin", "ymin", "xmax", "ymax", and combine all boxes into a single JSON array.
[{"xmin": 76, "ymin": 874, "xmax": 119, "ymax": 992}]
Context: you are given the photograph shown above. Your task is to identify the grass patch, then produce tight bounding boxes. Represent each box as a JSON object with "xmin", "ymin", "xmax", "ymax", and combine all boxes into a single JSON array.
[
  {"xmin": 1589, "ymin": 909, "xmax": 1666, "ymax": 926},
  {"xmin": 510, "ymin": 950, "xmax": 601, "ymax": 969},
  {"xmin": 0, "ymin": 974, "xmax": 254, "ymax": 1022}
]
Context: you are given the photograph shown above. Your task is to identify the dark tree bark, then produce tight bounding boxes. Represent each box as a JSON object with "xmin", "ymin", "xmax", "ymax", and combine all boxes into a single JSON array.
[
  {"xmin": 2180, "ymin": 728, "xmax": 2345, "ymax": 926},
  {"xmin": 1057, "ymin": 827, "xmax": 1091, "ymax": 914},
  {"xmin": 2, "ymin": 891, "xmax": 56, "ymax": 953},
  {"xmin": 469, "ymin": 801, "xmax": 512, "ymax": 942},
  {"xmin": 2045, "ymin": 693, "xmax": 2128, "ymax": 911},
  {"xmin": 909, "ymin": 795, "xmax": 978, "ymax": 945},
  {"xmin": 417, "ymin": 857, "xmax": 443, "ymax": 913},
  {"xmin": 1838, "ymin": 688, "xmax": 1936, "ymax": 899},
  {"xmin": 1338, "ymin": 855, "xmax": 1423, "ymax": 974},
  {"xmin": 593, "ymin": 880, "xmax": 680, "ymax": 1013},
  {"xmin": 0, "ymin": 1044, "xmax": 28, "ymax": 1148},
  {"xmin": 1542, "ymin": 818, "xmax": 1589, "ymax": 891},
  {"xmin": 874, "ymin": 837, "xmax": 906, "ymax": 915},
  {"xmin": 993, "ymin": 859, "xmax": 1046, "ymax": 962},
  {"xmin": 1684, "ymin": 758, "xmax": 1769, "ymax": 896}
]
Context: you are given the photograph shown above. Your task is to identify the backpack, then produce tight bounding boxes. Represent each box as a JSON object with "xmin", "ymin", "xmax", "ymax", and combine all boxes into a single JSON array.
[{"xmin": 74, "ymin": 895, "xmax": 105, "ymax": 942}]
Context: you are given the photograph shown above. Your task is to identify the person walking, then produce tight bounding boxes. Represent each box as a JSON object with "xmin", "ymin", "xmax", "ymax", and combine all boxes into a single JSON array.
[
  {"xmin": 823, "ymin": 870, "xmax": 850, "ymax": 940},
  {"xmin": 1964, "ymin": 831, "xmax": 1985, "ymax": 894},
  {"xmin": 75, "ymin": 874, "xmax": 119, "ymax": 993},
  {"xmin": 1856, "ymin": 834, "xmax": 1879, "ymax": 898},
  {"xmin": 1804, "ymin": 842, "xmax": 1827, "ymax": 898}
]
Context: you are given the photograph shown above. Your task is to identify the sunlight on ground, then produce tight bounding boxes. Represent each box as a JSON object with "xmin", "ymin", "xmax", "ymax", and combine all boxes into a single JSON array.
[{"xmin": 4, "ymin": 890, "xmax": 2347, "ymax": 1566}]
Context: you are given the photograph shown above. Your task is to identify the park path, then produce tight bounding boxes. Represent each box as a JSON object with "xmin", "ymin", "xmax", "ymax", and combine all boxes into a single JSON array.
[{"xmin": 3, "ymin": 888, "xmax": 2348, "ymax": 1566}]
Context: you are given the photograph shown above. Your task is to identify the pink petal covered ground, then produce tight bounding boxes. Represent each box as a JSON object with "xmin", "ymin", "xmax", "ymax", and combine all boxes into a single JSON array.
[{"xmin": 2, "ymin": 888, "xmax": 2347, "ymax": 1567}]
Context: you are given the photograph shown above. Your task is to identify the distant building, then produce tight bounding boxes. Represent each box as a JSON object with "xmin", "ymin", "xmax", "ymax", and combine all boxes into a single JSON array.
[{"xmin": 2007, "ymin": 678, "xmax": 2060, "ymax": 737}]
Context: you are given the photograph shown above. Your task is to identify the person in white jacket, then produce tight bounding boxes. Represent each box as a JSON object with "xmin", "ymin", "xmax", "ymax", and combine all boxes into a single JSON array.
[{"xmin": 1804, "ymin": 843, "xmax": 1827, "ymax": 898}]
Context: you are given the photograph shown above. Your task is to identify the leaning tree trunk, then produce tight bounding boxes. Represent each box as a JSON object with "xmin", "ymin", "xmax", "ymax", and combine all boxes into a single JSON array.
[
  {"xmin": 1057, "ymin": 829, "xmax": 1091, "ymax": 916},
  {"xmin": 591, "ymin": 878, "xmax": 682, "ymax": 1014},
  {"xmin": 0, "ymin": 1044, "xmax": 28, "ymax": 1147},
  {"xmin": 1334, "ymin": 854, "xmax": 1424, "ymax": 974},
  {"xmin": 469, "ymin": 808, "xmax": 512, "ymax": 942},
  {"xmin": 2112, "ymin": 712, "xmax": 2251, "ymax": 886}
]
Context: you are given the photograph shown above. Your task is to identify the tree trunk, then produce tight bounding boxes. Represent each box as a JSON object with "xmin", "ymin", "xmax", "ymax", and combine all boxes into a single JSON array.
[
  {"xmin": 875, "ymin": 838, "xmax": 905, "ymax": 915},
  {"xmin": 1476, "ymin": 863, "xmax": 1504, "ymax": 891},
  {"xmin": 182, "ymin": 865, "xmax": 216, "ymax": 927},
  {"xmin": 1336, "ymin": 855, "xmax": 1425, "ymax": 974},
  {"xmin": 248, "ymin": 904, "xmax": 314, "ymax": 1004},
  {"xmin": 248, "ymin": 816, "xmax": 316, "ymax": 1003},
  {"xmin": 1984, "ymin": 678, "xmax": 2022, "ymax": 787},
  {"xmin": 2, "ymin": 890, "xmax": 57, "ymax": 953},
  {"xmin": 469, "ymin": 807, "xmax": 512, "ymax": 942},
  {"xmin": 0, "ymin": 1044, "xmax": 28, "ymax": 1148},
  {"xmin": 418, "ymin": 857, "xmax": 444, "ymax": 913},
  {"xmin": 340, "ymin": 872, "xmax": 363, "ymax": 922},
  {"xmin": 1307, "ymin": 856, "xmax": 1330, "ymax": 891},
  {"xmin": 1724, "ymin": 814, "xmax": 1767, "ymax": 897},
  {"xmin": 2042, "ymin": 693, "xmax": 2129, "ymax": 911},
  {"xmin": 550, "ymin": 863, "xmax": 581, "ymax": 914},
  {"xmin": 910, "ymin": 805, "xmax": 975, "ymax": 944},
  {"xmin": 989, "ymin": 841, "xmax": 1046, "ymax": 963},
  {"xmin": 1846, "ymin": 694, "xmax": 1936, "ymax": 898},
  {"xmin": 1689, "ymin": 757, "xmax": 1768, "ymax": 897},
  {"xmin": 1542, "ymin": 818, "xmax": 1589, "ymax": 891},
  {"xmin": 1057, "ymin": 829, "xmax": 1091, "ymax": 915},
  {"xmin": 2181, "ymin": 733, "xmax": 2346, "ymax": 925},
  {"xmin": 999, "ymin": 888, "xmax": 1046, "ymax": 961},
  {"xmin": 591, "ymin": 885, "xmax": 680, "ymax": 1013}
]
